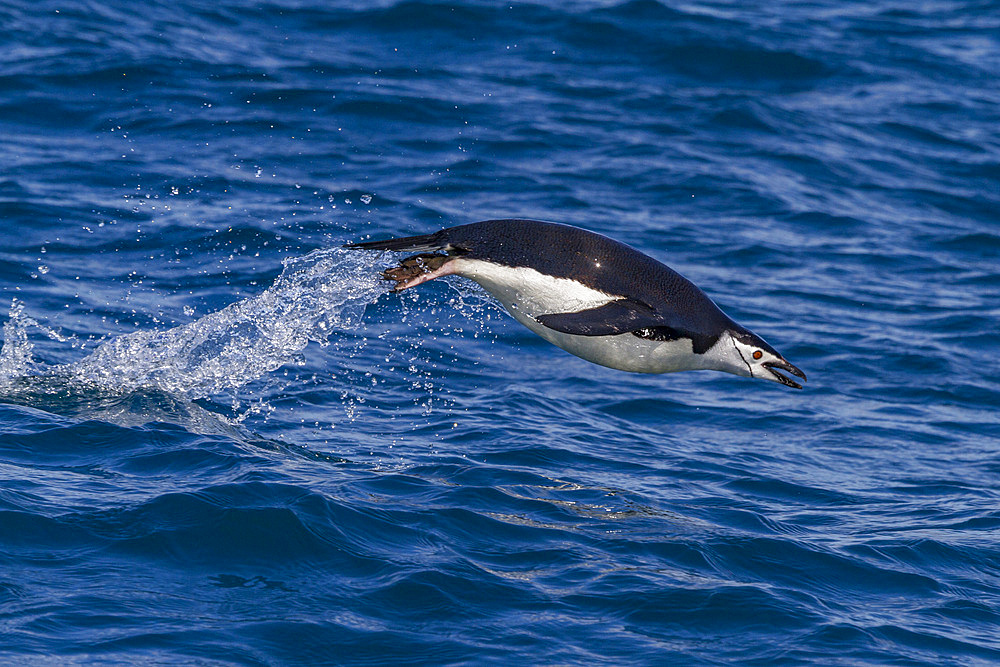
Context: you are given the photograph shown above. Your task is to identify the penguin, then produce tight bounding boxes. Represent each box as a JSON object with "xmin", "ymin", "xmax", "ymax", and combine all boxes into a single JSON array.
[{"xmin": 345, "ymin": 219, "xmax": 806, "ymax": 388}]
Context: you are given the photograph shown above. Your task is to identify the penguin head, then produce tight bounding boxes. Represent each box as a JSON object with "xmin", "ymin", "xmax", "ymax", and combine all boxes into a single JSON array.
[{"xmin": 721, "ymin": 328, "xmax": 807, "ymax": 389}]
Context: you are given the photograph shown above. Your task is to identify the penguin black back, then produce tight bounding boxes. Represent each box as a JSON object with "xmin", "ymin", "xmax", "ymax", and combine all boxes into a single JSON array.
[{"xmin": 432, "ymin": 220, "xmax": 736, "ymax": 339}]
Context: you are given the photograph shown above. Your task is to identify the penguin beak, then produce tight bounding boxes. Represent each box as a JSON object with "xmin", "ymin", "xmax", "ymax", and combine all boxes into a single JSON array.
[{"xmin": 762, "ymin": 359, "xmax": 807, "ymax": 389}]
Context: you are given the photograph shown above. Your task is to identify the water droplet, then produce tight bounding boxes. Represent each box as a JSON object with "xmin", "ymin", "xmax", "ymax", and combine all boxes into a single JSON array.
[{"xmin": 360, "ymin": 194, "xmax": 372, "ymax": 204}]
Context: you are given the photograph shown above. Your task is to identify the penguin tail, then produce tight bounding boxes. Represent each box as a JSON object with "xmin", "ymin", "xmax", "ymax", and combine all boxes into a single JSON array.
[
  {"xmin": 344, "ymin": 229, "xmax": 468, "ymax": 290},
  {"xmin": 343, "ymin": 231, "xmax": 448, "ymax": 254}
]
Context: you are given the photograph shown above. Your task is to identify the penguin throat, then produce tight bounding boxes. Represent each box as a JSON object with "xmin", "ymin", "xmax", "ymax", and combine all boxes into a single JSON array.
[{"xmin": 730, "ymin": 335, "xmax": 753, "ymax": 377}]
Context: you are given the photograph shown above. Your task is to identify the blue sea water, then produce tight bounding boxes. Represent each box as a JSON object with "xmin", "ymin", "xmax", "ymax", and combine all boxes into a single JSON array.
[{"xmin": 2, "ymin": 0, "xmax": 999, "ymax": 663}]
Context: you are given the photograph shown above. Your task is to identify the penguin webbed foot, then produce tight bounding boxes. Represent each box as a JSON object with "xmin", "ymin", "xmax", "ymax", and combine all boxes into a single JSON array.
[{"xmin": 382, "ymin": 253, "xmax": 451, "ymax": 291}]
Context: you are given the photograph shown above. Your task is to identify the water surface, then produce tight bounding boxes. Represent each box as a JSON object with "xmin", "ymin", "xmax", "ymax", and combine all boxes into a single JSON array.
[{"xmin": 2, "ymin": 0, "xmax": 999, "ymax": 664}]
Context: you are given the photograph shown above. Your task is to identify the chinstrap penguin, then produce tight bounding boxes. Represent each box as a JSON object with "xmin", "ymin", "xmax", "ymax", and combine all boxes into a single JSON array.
[{"xmin": 345, "ymin": 219, "xmax": 806, "ymax": 388}]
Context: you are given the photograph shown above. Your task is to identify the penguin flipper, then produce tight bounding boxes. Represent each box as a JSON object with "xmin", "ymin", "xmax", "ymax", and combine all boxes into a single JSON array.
[{"xmin": 535, "ymin": 299, "xmax": 664, "ymax": 336}]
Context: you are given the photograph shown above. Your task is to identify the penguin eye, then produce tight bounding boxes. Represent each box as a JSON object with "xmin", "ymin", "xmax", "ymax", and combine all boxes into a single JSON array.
[{"xmin": 752, "ymin": 350, "xmax": 763, "ymax": 360}]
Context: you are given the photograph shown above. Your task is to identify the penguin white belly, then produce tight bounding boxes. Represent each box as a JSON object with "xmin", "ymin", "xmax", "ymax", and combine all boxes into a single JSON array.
[
  {"xmin": 452, "ymin": 258, "xmax": 706, "ymax": 374},
  {"xmin": 454, "ymin": 258, "xmax": 615, "ymax": 315},
  {"xmin": 519, "ymin": 318, "xmax": 703, "ymax": 374}
]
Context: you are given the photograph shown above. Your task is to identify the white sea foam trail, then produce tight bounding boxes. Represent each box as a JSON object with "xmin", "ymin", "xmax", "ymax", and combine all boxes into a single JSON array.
[
  {"xmin": 0, "ymin": 300, "xmax": 34, "ymax": 384},
  {"xmin": 0, "ymin": 248, "xmax": 387, "ymax": 399}
]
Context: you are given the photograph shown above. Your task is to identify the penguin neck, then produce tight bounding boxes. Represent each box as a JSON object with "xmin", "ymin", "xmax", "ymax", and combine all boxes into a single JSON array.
[{"xmin": 701, "ymin": 330, "xmax": 754, "ymax": 378}]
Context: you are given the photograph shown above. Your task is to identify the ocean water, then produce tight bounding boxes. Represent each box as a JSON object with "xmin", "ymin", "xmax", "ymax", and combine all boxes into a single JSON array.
[{"xmin": 2, "ymin": 0, "xmax": 999, "ymax": 663}]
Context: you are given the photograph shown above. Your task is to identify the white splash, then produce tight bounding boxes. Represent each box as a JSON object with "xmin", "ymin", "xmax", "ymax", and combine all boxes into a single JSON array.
[
  {"xmin": 0, "ymin": 247, "xmax": 387, "ymax": 400},
  {"xmin": 0, "ymin": 300, "xmax": 34, "ymax": 386}
]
